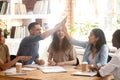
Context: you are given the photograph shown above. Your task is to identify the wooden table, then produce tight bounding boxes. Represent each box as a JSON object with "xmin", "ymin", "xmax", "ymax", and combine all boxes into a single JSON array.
[{"xmin": 0, "ymin": 66, "xmax": 112, "ymax": 80}]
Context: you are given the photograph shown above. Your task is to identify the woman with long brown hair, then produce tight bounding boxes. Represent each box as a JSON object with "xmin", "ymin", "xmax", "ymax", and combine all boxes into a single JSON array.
[{"xmin": 48, "ymin": 27, "xmax": 77, "ymax": 66}]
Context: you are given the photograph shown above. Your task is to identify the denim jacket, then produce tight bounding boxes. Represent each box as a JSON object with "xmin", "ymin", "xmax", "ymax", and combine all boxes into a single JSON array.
[{"xmin": 71, "ymin": 38, "xmax": 109, "ymax": 68}]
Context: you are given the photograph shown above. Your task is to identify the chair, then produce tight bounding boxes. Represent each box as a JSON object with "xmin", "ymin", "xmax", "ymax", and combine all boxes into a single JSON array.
[
  {"xmin": 107, "ymin": 55, "xmax": 112, "ymax": 63},
  {"xmin": 73, "ymin": 57, "xmax": 79, "ymax": 66},
  {"xmin": 10, "ymin": 55, "xmax": 16, "ymax": 61}
]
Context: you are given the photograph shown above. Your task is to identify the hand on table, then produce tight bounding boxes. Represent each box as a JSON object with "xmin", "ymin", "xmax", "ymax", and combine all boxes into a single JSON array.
[
  {"xmin": 48, "ymin": 61, "xmax": 56, "ymax": 66},
  {"xmin": 35, "ymin": 59, "xmax": 45, "ymax": 65},
  {"xmin": 56, "ymin": 62, "xmax": 65, "ymax": 66},
  {"xmin": 74, "ymin": 64, "xmax": 81, "ymax": 69},
  {"xmin": 17, "ymin": 56, "xmax": 32, "ymax": 61},
  {"xmin": 88, "ymin": 64, "xmax": 99, "ymax": 72}
]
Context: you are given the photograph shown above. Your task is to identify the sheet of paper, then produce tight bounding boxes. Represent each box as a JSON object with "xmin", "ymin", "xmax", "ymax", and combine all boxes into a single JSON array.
[
  {"xmin": 71, "ymin": 71, "xmax": 97, "ymax": 76},
  {"xmin": 22, "ymin": 67, "xmax": 36, "ymax": 71},
  {"xmin": 24, "ymin": 64, "xmax": 67, "ymax": 73},
  {"xmin": 4, "ymin": 67, "xmax": 16, "ymax": 73},
  {"xmin": 39, "ymin": 66, "xmax": 67, "ymax": 73},
  {"xmin": 24, "ymin": 64, "xmax": 40, "ymax": 68},
  {"xmin": 4, "ymin": 68, "xmax": 27, "ymax": 76}
]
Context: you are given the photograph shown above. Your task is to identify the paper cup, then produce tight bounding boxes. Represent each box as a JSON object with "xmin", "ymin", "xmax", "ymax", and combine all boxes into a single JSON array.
[
  {"xmin": 16, "ymin": 62, "xmax": 22, "ymax": 73},
  {"xmin": 81, "ymin": 62, "xmax": 88, "ymax": 72}
]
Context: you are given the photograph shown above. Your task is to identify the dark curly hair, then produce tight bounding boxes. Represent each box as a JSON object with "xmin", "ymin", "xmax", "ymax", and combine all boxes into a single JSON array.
[{"xmin": 113, "ymin": 29, "xmax": 120, "ymax": 45}]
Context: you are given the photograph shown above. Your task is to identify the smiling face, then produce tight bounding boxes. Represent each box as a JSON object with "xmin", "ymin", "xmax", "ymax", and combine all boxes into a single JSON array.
[
  {"xmin": 112, "ymin": 35, "xmax": 118, "ymax": 48},
  {"xmin": 88, "ymin": 31, "xmax": 99, "ymax": 45},
  {"xmin": 30, "ymin": 24, "xmax": 42, "ymax": 36},
  {"xmin": 112, "ymin": 30, "xmax": 120, "ymax": 49},
  {"xmin": 56, "ymin": 27, "xmax": 65, "ymax": 40},
  {"xmin": 0, "ymin": 31, "xmax": 5, "ymax": 45}
]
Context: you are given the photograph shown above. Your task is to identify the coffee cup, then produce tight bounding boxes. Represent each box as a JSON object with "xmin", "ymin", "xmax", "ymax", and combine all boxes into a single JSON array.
[
  {"xmin": 81, "ymin": 62, "xmax": 88, "ymax": 72},
  {"xmin": 16, "ymin": 62, "xmax": 22, "ymax": 73}
]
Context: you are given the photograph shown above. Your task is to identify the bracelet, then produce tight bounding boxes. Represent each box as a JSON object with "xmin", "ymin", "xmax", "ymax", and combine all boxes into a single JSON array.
[{"xmin": 91, "ymin": 64, "xmax": 94, "ymax": 67}]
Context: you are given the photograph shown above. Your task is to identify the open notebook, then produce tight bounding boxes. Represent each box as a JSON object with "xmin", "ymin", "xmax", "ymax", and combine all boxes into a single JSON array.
[
  {"xmin": 71, "ymin": 71, "xmax": 97, "ymax": 76},
  {"xmin": 25, "ymin": 64, "xmax": 67, "ymax": 73},
  {"xmin": 39, "ymin": 66, "xmax": 67, "ymax": 73}
]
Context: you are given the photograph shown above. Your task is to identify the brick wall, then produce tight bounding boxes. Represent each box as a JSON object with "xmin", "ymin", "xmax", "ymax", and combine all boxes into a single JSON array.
[{"xmin": 64, "ymin": 0, "xmax": 75, "ymax": 27}]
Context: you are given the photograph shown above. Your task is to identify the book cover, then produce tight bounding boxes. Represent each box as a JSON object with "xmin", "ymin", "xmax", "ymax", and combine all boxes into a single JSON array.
[
  {"xmin": 40, "ymin": 0, "xmax": 49, "ymax": 14},
  {"xmin": 15, "ymin": 3, "xmax": 27, "ymax": 14},
  {"xmin": 1, "ymin": 1, "xmax": 7, "ymax": 14},
  {"xmin": 33, "ymin": 0, "xmax": 43, "ymax": 14},
  {"xmin": 0, "ymin": 1, "xmax": 3, "ymax": 12},
  {"xmin": 10, "ymin": 26, "xmax": 16, "ymax": 38},
  {"xmin": 5, "ymin": 2, "xmax": 10, "ymax": 14}
]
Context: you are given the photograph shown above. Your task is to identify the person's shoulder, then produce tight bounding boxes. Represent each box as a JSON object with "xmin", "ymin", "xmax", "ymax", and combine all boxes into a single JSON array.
[
  {"xmin": 21, "ymin": 36, "xmax": 33, "ymax": 41},
  {"xmin": 112, "ymin": 49, "xmax": 120, "ymax": 61},
  {"xmin": 101, "ymin": 44, "xmax": 109, "ymax": 48},
  {"xmin": 3, "ymin": 44, "xmax": 9, "ymax": 50},
  {"xmin": 115, "ymin": 48, "xmax": 120, "ymax": 56},
  {"xmin": 24, "ymin": 35, "xmax": 43, "ymax": 40},
  {"xmin": 19, "ymin": 36, "xmax": 27, "ymax": 41},
  {"xmin": 69, "ymin": 45, "xmax": 75, "ymax": 51},
  {"xmin": 22, "ymin": 36, "xmax": 30, "ymax": 39},
  {"xmin": 99, "ymin": 44, "xmax": 109, "ymax": 52},
  {"xmin": 4, "ymin": 44, "xmax": 8, "ymax": 47}
]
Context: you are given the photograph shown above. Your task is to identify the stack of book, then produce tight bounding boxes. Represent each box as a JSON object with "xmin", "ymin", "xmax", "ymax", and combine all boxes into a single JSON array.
[
  {"xmin": 0, "ymin": 1, "xmax": 10, "ymax": 14},
  {"xmin": 14, "ymin": 3, "xmax": 27, "ymax": 15},
  {"xmin": 10, "ymin": 26, "xmax": 29, "ymax": 38},
  {"xmin": 0, "ymin": 0, "xmax": 27, "ymax": 15},
  {"xmin": 33, "ymin": 0, "xmax": 49, "ymax": 14}
]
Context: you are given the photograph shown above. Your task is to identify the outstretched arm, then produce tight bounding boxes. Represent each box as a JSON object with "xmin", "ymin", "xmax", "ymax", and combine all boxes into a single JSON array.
[
  {"xmin": 40, "ymin": 17, "xmax": 67, "ymax": 39},
  {"xmin": 0, "ymin": 56, "xmax": 31, "ymax": 70}
]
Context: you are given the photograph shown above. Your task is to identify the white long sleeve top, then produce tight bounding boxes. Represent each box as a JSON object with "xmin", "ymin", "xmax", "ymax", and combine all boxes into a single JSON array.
[{"xmin": 99, "ymin": 48, "xmax": 120, "ymax": 80}]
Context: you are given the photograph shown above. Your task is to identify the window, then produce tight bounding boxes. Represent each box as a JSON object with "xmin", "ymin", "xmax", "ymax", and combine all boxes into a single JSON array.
[{"xmin": 74, "ymin": 0, "xmax": 120, "ymax": 41}]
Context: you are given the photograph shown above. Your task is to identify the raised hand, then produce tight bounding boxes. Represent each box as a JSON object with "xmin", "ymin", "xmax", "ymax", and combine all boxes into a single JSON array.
[
  {"xmin": 55, "ymin": 16, "xmax": 67, "ymax": 29},
  {"xmin": 61, "ymin": 16, "xmax": 67, "ymax": 26}
]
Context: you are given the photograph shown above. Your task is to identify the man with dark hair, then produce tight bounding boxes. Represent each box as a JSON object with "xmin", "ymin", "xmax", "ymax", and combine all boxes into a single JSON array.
[
  {"xmin": 98, "ymin": 29, "xmax": 120, "ymax": 80},
  {"xmin": 17, "ymin": 17, "xmax": 66, "ymax": 65}
]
